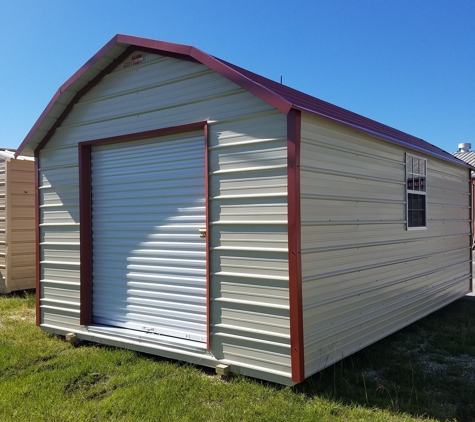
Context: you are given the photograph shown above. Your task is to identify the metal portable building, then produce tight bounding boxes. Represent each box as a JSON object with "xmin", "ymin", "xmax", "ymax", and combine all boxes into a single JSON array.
[
  {"xmin": 0, "ymin": 149, "xmax": 35, "ymax": 293},
  {"xmin": 452, "ymin": 144, "xmax": 475, "ymax": 241},
  {"xmin": 15, "ymin": 35, "xmax": 472, "ymax": 385}
]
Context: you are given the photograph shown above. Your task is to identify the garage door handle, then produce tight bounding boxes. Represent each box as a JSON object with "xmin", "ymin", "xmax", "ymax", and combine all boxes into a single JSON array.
[{"xmin": 199, "ymin": 228, "xmax": 207, "ymax": 238}]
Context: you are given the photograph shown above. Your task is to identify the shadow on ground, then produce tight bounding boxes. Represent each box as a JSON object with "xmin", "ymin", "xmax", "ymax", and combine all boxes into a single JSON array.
[{"xmin": 291, "ymin": 298, "xmax": 475, "ymax": 421}]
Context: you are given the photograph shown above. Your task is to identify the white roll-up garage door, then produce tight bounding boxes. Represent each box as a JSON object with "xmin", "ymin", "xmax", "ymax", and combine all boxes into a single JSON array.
[{"xmin": 91, "ymin": 132, "xmax": 207, "ymax": 344}]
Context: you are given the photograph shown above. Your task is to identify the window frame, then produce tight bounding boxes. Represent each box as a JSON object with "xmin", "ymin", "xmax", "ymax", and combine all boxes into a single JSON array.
[{"xmin": 406, "ymin": 153, "xmax": 428, "ymax": 230}]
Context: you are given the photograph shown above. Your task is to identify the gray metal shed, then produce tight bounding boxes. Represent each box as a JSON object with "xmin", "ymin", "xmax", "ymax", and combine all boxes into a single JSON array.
[
  {"xmin": 16, "ymin": 35, "xmax": 472, "ymax": 385},
  {"xmin": 0, "ymin": 149, "xmax": 35, "ymax": 293}
]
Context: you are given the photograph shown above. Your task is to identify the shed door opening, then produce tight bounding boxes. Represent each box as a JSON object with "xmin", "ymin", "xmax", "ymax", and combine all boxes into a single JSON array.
[{"xmin": 90, "ymin": 132, "xmax": 207, "ymax": 344}]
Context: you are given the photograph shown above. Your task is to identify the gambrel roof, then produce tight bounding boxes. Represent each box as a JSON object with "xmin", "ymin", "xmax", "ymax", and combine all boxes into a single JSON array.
[{"xmin": 16, "ymin": 34, "xmax": 468, "ymax": 168}]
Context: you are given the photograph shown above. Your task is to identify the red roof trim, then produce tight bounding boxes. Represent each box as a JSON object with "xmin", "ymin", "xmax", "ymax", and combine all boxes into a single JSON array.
[
  {"xmin": 296, "ymin": 105, "xmax": 468, "ymax": 167},
  {"xmin": 190, "ymin": 49, "xmax": 292, "ymax": 114},
  {"xmin": 217, "ymin": 59, "xmax": 470, "ymax": 169},
  {"xmin": 16, "ymin": 34, "xmax": 466, "ymax": 169},
  {"xmin": 33, "ymin": 46, "xmax": 136, "ymax": 154},
  {"xmin": 103, "ymin": 35, "xmax": 293, "ymax": 113},
  {"xmin": 15, "ymin": 34, "xmax": 293, "ymax": 157},
  {"xmin": 116, "ymin": 34, "xmax": 194, "ymax": 56},
  {"xmin": 16, "ymin": 35, "xmax": 124, "ymax": 156}
]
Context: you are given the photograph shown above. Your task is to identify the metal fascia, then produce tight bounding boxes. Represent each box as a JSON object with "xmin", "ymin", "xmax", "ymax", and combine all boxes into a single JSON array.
[
  {"xmin": 17, "ymin": 34, "xmax": 292, "ymax": 156},
  {"xmin": 33, "ymin": 46, "xmax": 136, "ymax": 155},
  {"xmin": 295, "ymin": 106, "xmax": 473, "ymax": 169},
  {"xmin": 190, "ymin": 47, "xmax": 292, "ymax": 115},
  {"xmin": 16, "ymin": 35, "xmax": 124, "ymax": 157}
]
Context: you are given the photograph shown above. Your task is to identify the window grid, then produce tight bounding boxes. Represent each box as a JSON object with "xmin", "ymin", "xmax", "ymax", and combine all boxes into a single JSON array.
[{"xmin": 406, "ymin": 154, "xmax": 427, "ymax": 229}]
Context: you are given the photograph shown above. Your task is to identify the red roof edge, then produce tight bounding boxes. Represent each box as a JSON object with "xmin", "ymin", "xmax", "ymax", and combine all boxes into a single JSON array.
[
  {"xmin": 15, "ymin": 35, "xmax": 122, "ymax": 157},
  {"xmin": 15, "ymin": 34, "xmax": 468, "ymax": 170},
  {"xmin": 116, "ymin": 34, "xmax": 194, "ymax": 56},
  {"xmin": 15, "ymin": 34, "xmax": 293, "ymax": 157},
  {"xmin": 190, "ymin": 48, "xmax": 292, "ymax": 114},
  {"xmin": 296, "ymin": 104, "xmax": 472, "ymax": 168}
]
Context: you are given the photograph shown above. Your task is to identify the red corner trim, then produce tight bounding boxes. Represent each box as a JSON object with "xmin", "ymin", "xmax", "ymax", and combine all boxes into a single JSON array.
[
  {"xmin": 79, "ymin": 144, "xmax": 93, "ymax": 325},
  {"xmin": 204, "ymin": 124, "xmax": 211, "ymax": 349},
  {"xmin": 34, "ymin": 153, "xmax": 40, "ymax": 326},
  {"xmin": 287, "ymin": 108, "xmax": 304, "ymax": 383}
]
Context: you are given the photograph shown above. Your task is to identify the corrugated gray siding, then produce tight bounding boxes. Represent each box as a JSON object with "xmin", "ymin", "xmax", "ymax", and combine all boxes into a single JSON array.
[
  {"xmin": 300, "ymin": 113, "xmax": 471, "ymax": 378},
  {"xmin": 38, "ymin": 52, "xmax": 291, "ymax": 382}
]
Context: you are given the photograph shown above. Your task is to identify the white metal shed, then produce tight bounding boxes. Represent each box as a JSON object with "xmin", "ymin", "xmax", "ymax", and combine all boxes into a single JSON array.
[
  {"xmin": 0, "ymin": 149, "xmax": 35, "ymax": 293},
  {"xmin": 16, "ymin": 35, "xmax": 472, "ymax": 385}
]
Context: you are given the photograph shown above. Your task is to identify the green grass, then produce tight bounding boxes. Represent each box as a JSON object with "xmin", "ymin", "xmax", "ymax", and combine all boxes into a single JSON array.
[{"xmin": 1, "ymin": 292, "xmax": 474, "ymax": 421}]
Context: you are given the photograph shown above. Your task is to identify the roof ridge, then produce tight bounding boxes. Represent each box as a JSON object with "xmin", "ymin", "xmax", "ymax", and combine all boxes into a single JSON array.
[{"xmin": 14, "ymin": 35, "xmax": 469, "ymax": 169}]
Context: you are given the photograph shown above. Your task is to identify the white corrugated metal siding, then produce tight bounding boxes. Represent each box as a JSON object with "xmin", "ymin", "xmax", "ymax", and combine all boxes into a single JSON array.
[
  {"xmin": 91, "ymin": 133, "xmax": 207, "ymax": 344},
  {"xmin": 38, "ymin": 51, "xmax": 291, "ymax": 383},
  {"xmin": 300, "ymin": 113, "xmax": 471, "ymax": 378},
  {"xmin": 208, "ymin": 113, "xmax": 290, "ymax": 375}
]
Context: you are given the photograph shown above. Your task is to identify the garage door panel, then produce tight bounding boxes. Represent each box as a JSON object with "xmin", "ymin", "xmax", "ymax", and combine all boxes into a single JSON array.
[
  {"xmin": 91, "ymin": 132, "xmax": 207, "ymax": 345},
  {"xmin": 93, "ymin": 172, "xmax": 204, "ymax": 185},
  {"xmin": 93, "ymin": 284, "xmax": 206, "ymax": 302}
]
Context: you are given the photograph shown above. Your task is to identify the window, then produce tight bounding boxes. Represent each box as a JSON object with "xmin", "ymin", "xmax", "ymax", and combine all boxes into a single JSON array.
[{"xmin": 406, "ymin": 154, "xmax": 427, "ymax": 229}]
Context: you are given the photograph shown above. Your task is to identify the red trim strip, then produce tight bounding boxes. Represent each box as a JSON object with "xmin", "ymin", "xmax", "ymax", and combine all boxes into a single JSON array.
[
  {"xmin": 15, "ymin": 34, "xmax": 292, "ymax": 157},
  {"xmin": 17, "ymin": 36, "xmax": 132, "ymax": 156},
  {"xmin": 134, "ymin": 46, "xmax": 200, "ymax": 64},
  {"xmin": 34, "ymin": 153, "xmax": 40, "ymax": 326},
  {"xmin": 287, "ymin": 108, "xmax": 304, "ymax": 383},
  {"xmin": 78, "ymin": 122, "xmax": 208, "ymax": 327},
  {"xmin": 190, "ymin": 48, "xmax": 292, "ymax": 114},
  {"xmin": 204, "ymin": 124, "xmax": 211, "ymax": 349},
  {"xmin": 79, "ymin": 144, "xmax": 93, "ymax": 325},
  {"xmin": 17, "ymin": 34, "xmax": 468, "ymax": 171},
  {"xmin": 116, "ymin": 34, "xmax": 194, "ymax": 56},
  {"xmin": 78, "ymin": 121, "xmax": 207, "ymax": 147},
  {"xmin": 113, "ymin": 35, "xmax": 291, "ymax": 112}
]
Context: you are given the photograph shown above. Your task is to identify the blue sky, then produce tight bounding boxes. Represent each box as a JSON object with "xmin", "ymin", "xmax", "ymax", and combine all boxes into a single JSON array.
[{"xmin": 0, "ymin": 0, "xmax": 473, "ymax": 153}]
